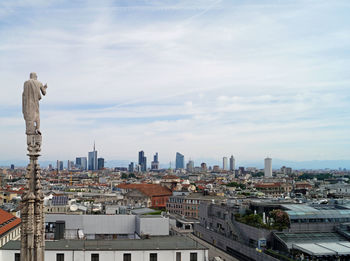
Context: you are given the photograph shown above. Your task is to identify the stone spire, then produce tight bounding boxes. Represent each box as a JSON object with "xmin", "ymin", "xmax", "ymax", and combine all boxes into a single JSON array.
[{"xmin": 21, "ymin": 73, "xmax": 47, "ymax": 261}]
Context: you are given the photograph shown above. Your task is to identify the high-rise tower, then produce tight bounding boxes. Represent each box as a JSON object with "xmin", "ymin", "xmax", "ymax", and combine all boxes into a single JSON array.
[
  {"xmin": 88, "ymin": 142, "xmax": 98, "ymax": 171},
  {"xmin": 229, "ymin": 155, "xmax": 235, "ymax": 171},
  {"xmin": 138, "ymin": 150, "xmax": 147, "ymax": 172},
  {"xmin": 223, "ymin": 157, "xmax": 228, "ymax": 170},
  {"xmin": 264, "ymin": 157, "xmax": 272, "ymax": 177},
  {"xmin": 175, "ymin": 152, "xmax": 184, "ymax": 169}
]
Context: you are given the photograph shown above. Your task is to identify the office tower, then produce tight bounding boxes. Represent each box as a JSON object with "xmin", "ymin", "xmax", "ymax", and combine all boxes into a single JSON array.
[
  {"xmin": 57, "ymin": 160, "xmax": 63, "ymax": 171},
  {"xmin": 128, "ymin": 162, "xmax": 135, "ymax": 172},
  {"xmin": 223, "ymin": 157, "xmax": 228, "ymax": 170},
  {"xmin": 264, "ymin": 157, "xmax": 272, "ymax": 177},
  {"xmin": 10, "ymin": 164, "xmax": 15, "ymax": 170},
  {"xmin": 201, "ymin": 162, "xmax": 207, "ymax": 172},
  {"xmin": 186, "ymin": 160, "xmax": 194, "ymax": 173},
  {"xmin": 67, "ymin": 160, "xmax": 74, "ymax": 170},
  {"xmin": 151, "ymin": 152, "xmax": 159, "ymax": 170},
  {"xmin": 175, "ymin": 152, "xmax": 184, "ymax": 169},
  {"xmin": 229, "ymin": 155, "xmax": 235, "ymax": 171},
  {"xmin": 76, "ymin": 157, "xmax": 82, "ymax": 168},
  {"xmin": 88, "ymin": 142, "xmax": 98, "ymax": 171},
  {"xmin": 138, "ymin": 150, "xmax": 147, "ymax": 172},
  {"xmin": 76, "ymin": 157, "xmax": 87, "ymax": 170},
  {"xmin": 48, "ymin": 164, "xmax": 53, "ymax": 171},
  {"xmin": 97, "ymin": 158, "xmax": 104, "ymax": 170}
]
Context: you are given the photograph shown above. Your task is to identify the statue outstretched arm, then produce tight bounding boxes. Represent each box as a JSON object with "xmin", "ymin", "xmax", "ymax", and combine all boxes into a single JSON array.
[{"xmin": 40, "ymin": 83, "xmax": 47, "ymax": 96}]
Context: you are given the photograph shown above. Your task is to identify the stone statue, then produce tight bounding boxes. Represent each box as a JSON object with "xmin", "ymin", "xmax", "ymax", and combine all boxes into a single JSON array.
[
  {"xmin": 22, "ymin": 72, "xmax": 47, "ymax": 135},
  {"xmin": 21, "ymin": 72, "xmax": 46, "ymax": 261}
]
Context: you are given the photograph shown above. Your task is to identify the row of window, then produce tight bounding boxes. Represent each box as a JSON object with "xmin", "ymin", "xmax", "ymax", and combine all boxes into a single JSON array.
[
  {"xmin": 15, "ymin": 252, "xmax": 198, "ymax": 261},
  {"xmin": 291, "ymin": 217, "xmax": 350, "ymax": 223}
]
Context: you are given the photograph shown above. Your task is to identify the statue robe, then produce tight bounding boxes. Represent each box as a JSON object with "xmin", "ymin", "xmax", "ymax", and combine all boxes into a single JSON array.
[{"xmin": 22, "ymin": 79, "xmax": 46, "ymax": 134}]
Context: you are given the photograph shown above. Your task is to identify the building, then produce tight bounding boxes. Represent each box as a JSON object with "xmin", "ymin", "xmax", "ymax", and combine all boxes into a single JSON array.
[
  {"xmin": 56, "ymin": 160, "xmax": 63, "ymax": 171},
  {"xmin": 76, "ymin": 157, "xmax": 87, "ymax": 170},
  {"xmin": 151, "ymin": 153, "xmax": 159, "ymax": 170},
  {"xmin": 128, "ymin": 162, "xmax": 136, "ymax": 172},
  {"xmin": 0, "ymin": 209, "xmax": 21, "ymax": 248},
  {"xmin": 229, "ymin": 155, "xmax": 235, "ymax": 171},
  {"xmin": 201, "ymin": 163, "xmax": 207, "ymax": 172},
  {"xmin": 118, "ymin": 184, "xmax": 172, "ymax": 209},
  {"xmin": 223, "ymin": 157, "xmax": 228, "ymax": 171},
  {"xmin": 175, "ymin": 152, "xmax": 184, "ymax": 169},
  {"xmin": 254, "ymin": 182, "xmax": 293, "ymax": 197},
  {"xmin": 138, "ymin": 151, "xmax": 147, "ymax": 172},
  {"xmin": 45, "ymin": 214, "xmax": 170, "ymax": 240},
  {"xmin": 186, "ymin": 160, "xmax": 194, "ymax": 173},
  {"xmin": 212, "ymin": 165, "xmax": 220, "ymax": 172},
  {"xmin": 98, "ymin": 158, "xmax": 104, "ymax": 170},
  {"xmin": 264, "ymin": 157, "xmax": 272, "ymax": 177},
  {"xmin": 167, "ymin": 193, "xmax": 226, "ymax": 220},
  {"xmin": 0, "ymin": 236, "xmax": 208, "ymax": 261},
  {"xmin": 67, "ymin": 160, "xmax": 74, "ymax": 170},
  {"xmin": 88, "ymin": 143, "xmax": 98, "ymax": 171},
  {"xmin": 194, "ymin": 202, "xmax": 277, "ymax": 261}
]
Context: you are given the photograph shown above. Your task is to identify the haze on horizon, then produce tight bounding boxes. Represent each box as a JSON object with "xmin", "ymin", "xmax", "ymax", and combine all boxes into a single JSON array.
[{"xmin": 0, "ymin": 0, "xmax": 349, "ymax": 165}]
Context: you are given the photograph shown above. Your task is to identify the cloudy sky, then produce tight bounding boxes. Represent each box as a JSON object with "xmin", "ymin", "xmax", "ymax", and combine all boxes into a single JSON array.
[{"xmin": 0, "ymin": 0, "xmax": 349, "ymax": 166}]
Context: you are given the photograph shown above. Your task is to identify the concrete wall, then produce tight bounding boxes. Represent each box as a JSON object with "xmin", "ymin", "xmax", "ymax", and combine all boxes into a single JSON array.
[
  {"xmin": 0, "ymin": 249, "xmax": 208, "ymax": 261},
  {"xmin": 136, "ymin": 216, "xmax": 169, "ymax": 236},
  {"xmin": 195, "ymin": 224, "xmax": 278, "ymax": 261}
]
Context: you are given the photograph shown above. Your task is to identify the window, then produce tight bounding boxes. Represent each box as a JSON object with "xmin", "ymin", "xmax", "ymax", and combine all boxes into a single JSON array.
[
  {"xmin": 190, "ymin": 253, "xmax": 197, "ymax": 261},
  {"xmin": 56, "ymin": 253, "xmax": 64, "ymax": 261},
  {"xmin": 150, "ymin": 253, "xmax": 157, "ymax": 261},
  {"xmin": 176, "ymin": 252, "xmax": 181, "ymax": 261},
  {"xmin": 15, "ymin": 253, "xmax": 20, "ymax": 261},
  {"xmin": 91, "ymin": 254, "xmax": 99, "ymax": 261},
  {"xmin": 123, "ymin": 253, "xmax": 131, "ymax": 261}
]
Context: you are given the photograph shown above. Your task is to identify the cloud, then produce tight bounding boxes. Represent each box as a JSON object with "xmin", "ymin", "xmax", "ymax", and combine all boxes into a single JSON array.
[{"xmin": 0, "ymin": 0, "xmax": 349, "ymax": 165}]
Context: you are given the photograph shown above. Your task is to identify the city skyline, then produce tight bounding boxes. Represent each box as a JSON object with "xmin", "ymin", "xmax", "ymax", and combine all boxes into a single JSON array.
[{"xmin": 1, "ymin": 0, "xmax": 349, "ymax": 163}]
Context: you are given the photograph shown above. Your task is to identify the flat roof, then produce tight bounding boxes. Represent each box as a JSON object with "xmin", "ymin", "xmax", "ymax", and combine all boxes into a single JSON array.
[
  {"xmin": 274, "ymin": 232, "xmax": 347, "ymax": 249},
  {"xmin": 1, "ymin": 236, "xmax": 207, "ymax": 251},
  {"xmin": 293, "ymin": 243, "xmax": 336, "ymax": 256}
]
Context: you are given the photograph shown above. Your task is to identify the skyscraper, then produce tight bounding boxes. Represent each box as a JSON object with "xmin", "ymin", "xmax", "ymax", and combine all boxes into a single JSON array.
[
  {"xmin": 88, "ymin": 142, "xmax": 98, "ymax": 171},
  {"xmin": 56, "ymin": 160, "xmax": 63, "ymax": 171},
  {"xmin": 229, "ymin": 155, "xmax": 235, "ymax": 171},
  {"xmin": 151, "ymin": 152, "xmax": 159, "ymax": 170},
  {"xmin": 186, "ymin": 160, "xmax": 194, "ymax": 173},
  {"xmin": 138, "ymin": 150, "xmax": 147, "ymax": 172},
  {"xmin": 264, "ymin": 157, "xmax": 272, "ymax": 177},
  {"xmin": 223, "ymin": 157, "xmax": 228, "ymax": 170},
  {"xmin": 67, "ymin": 160, "xmax": 74, "ymax": 170},
  {"xmin": 76, "ymin": 157, "xmax": 87, "ymax": 170},
  {"xmin": 97, "ymin": 158, "xmax": 104, "ymax": 170},
  {"xmin": 175, "ymin": 152, "xmax": 184, "ymax": 169}
]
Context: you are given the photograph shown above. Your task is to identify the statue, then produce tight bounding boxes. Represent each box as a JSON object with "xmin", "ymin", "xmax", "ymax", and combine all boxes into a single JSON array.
[
  {"xmin": 21, "ymin": 73, "xmax": 46, "ymax": 261},
  {"xmin": 22, "ymin": 72, "xmax": 47, "ymax": 135}
]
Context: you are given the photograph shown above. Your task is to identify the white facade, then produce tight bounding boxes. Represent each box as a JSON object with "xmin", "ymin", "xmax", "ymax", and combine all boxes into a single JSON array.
[
  {"xmin": 264, "ymin": 157, "xmax": 272, "ymax": 177},
  {"xmin": 222, "ymin": 157, "xmax": 228, "ymax": 171},
  {"xmin": 0, "ymin": 249, "xmax": 208, "ymax": 261},
  {"xmin": 0, "ymin": 226, "xmax": 20, "ymax": 248}
]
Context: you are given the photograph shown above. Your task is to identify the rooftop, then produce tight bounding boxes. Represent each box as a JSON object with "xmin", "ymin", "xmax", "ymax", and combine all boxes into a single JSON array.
[{"xmin": 0, "ymin": 209, "xmax": 21, "ymax": 236}]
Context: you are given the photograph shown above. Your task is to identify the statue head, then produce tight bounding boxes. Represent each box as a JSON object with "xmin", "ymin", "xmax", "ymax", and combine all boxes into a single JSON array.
[{"xmin": 29, "ymin": 72, "xmax": 37, "ymax": 80}]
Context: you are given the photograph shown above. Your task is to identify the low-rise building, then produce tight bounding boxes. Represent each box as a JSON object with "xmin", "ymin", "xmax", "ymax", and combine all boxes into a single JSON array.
[
  {"xmin": 167, "ymin": 192, "xmax": 226, "ymax": 219},
  {"xmin": 0, "ymin": 236, "xmax": 209, "ymax": 261},
  {"xmin": 0, "ymin": 209, "xmax": 21, "ymax": 248}
]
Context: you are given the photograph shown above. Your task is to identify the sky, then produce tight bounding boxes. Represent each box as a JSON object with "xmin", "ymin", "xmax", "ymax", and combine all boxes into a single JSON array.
[{"xmin": 0, "ymin": 0, "xmax": 349, "ymax": 167}]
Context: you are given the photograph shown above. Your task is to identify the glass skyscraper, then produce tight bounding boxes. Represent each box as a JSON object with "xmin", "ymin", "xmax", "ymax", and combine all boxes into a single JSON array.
[
  {"xmin": 175, "ymin": 152, "xmax": 184, "ymax": 169},
  {"xmin": 88, "ymin": 143, "xmax": 98, "ymax": 171}
]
